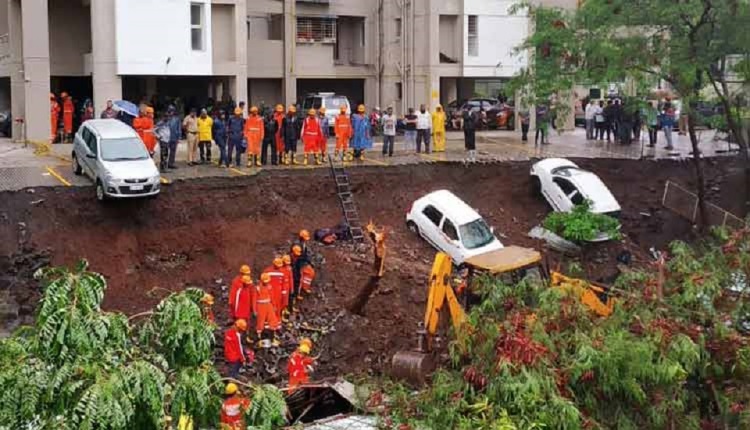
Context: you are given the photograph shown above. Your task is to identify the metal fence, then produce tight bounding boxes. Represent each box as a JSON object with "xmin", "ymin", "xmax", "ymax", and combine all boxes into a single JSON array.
[{"xmin": 662, "ymin": 180, "xmax": 745, "ymax": 228}]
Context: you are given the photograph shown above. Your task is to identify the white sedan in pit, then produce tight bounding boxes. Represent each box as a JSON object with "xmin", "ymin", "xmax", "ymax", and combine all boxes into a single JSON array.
[{"xmin": 530, "ymin": 158, "xmax": 621, "ymax": 217}]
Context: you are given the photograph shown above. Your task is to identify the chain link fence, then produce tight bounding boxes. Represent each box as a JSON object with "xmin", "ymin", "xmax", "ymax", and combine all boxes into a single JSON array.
[{"xmin": 662, "ymin": 180, "xmax": 745, "ymax": 228}]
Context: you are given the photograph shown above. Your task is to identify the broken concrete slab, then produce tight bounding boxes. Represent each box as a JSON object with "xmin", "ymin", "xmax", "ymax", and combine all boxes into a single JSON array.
[{"xmin": 528, "ymin": 226, "xmax": 582, "ymax": 255}]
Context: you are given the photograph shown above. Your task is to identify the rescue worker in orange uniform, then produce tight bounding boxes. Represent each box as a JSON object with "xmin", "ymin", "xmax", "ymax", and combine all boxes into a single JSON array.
[
  {"xmin": 50, "ymin": 93, "xmax": 61, "ymax": 142},
  {"xmin": 334, "ymin": 104, "xmax": 352, "ymax": 160},
  {"xmin": 299, "ymin": 265, "xmax": 316, "ymax": 296},
  {"xmin": 133, "ymin": 106, "xmax": 157, "ymax": 156},
  {"xmin": 244, "ymin": 106, "xmax": 264, "ymax": 167},
  {"xmin": 200, "ymin": 293, "xmax": 215, "ymax": 324},
  {"xmin": 263, "ymin": 256, "xmax": 287, "ymax": 321},
  {"xmin": 224, "ymin": 319, "xmax": 254, "ymax": 379},
  {"xmin": 273, "ymin": 104, "xmax": 286, "ymax": 162},
  {"xmin": 220, "ymin": 383, "xmax": 250, "ymax": 430},
  {"xmin": 301, "ymin": 108, "xmax": 324, "ymax": 165},
  {"xmin": 229, "ymin": 271, "xmax": 254, "ymax": 322},
  {"xmin": 254, "ymin": 273, "xmax": 281, "ymax": 346},
  {"xmin": 280, "ymin": 254, "xmax": 294, "ymax": 320},
  {"xmin": 62, "ymin": 93, "xmax": 74, "ymax": 142},
  {"xmin": 287, "ymin": 341, "xmax": 315, "ymax": 392}
]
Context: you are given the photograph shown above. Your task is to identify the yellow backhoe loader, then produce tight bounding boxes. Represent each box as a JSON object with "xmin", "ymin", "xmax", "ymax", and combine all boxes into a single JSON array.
[{"xmin": 391, "ymin": 246, "xmax": 614, "ymax": 385}]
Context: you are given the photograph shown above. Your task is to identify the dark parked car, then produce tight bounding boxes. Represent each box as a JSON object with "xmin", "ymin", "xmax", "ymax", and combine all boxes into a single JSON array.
[
  {"xmin": 447, "ymin": 98, "xmax": 514, "ymax": 130},
  {"xmin": 0, "ymin": 111, "xmax": 11, "ymax": 138}
]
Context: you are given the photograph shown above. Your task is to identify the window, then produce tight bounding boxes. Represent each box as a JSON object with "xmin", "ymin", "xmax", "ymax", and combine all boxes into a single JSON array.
[
  {"xmin": 396, "ymin": 82, "xmax": 402, "ymax": 100},
  {"xmin": 395, "ymin": 18, "xmax": 402, "ymax": 40},
  {"xmin": 442, "ymin": 219, "xmax": 459, "ymax": 241},
  {"xmin": 100, "ymin": 138, "xmax": 150, "ymax": 162},
  {"xmin": 459, "ymin": 219, "xmax": 495, "ymax": 250},
  {"xmin": 247, "ymin": 14, "xmax": 283, "ymax": 41},
  {"xmin": 553, "ymin": 178, "xmax": 584, "ymax": 205},
  {"xmin": 82, "ymin": 127, "xmax": 97, "ymax": 155},
  {"xmin": 296, "ymin": 17, "xmax": 337, "ymax": 43},
  {"xmin": 422, "ymin": 205, "xmax": 443, "ymax": 227},
  {"xmin": 191, "ymin": 3, "xmax": 204, "ymax": 51},
  {"xmin": 467, "ymin": 15, "xmax": 478, "ymax": 57}
]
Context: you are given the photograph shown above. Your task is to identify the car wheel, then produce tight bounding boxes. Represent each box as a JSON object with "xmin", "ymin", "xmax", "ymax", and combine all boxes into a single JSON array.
[
  {"xmin": 95, "ymin": 180, "xmax": 107, "ymax": 203},
  {"xmin": 530, "ymin": 175, "xmax": 542, "ymax": 196},
  {"xmin": 406, "ymin": 221, "xmax": 419, "ymax": 235},
  {"xmin": 72, "ymin": 154, "xmax": 83, "ymax": 176}
]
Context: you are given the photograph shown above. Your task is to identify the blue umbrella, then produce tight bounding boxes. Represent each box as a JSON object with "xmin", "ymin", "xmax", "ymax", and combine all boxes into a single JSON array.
[{"xmin": 113, "ymin": 100, "xmax": 139, "ymax": 117}]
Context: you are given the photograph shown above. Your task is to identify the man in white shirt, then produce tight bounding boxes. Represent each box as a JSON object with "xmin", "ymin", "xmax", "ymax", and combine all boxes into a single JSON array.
[
  {"xmin": 381, "ymin": 106, "xmax": 397, "ymax": 157},
  {"xmin": 584, "ymin": 100, "xmax": 597, "ymax": 140},
  {"xmin": 416, "ymin": 104, "xmax": 432, "ymax": 153}
]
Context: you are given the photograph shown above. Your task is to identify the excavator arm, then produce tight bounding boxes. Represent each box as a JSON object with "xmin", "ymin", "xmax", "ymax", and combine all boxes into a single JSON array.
[{"xmin": 424, "ymin": 252, "xmax": 466, "ymax": 337}]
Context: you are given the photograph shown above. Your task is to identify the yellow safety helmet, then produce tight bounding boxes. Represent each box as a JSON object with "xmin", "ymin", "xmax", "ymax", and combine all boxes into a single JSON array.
[
  {"xmin": 357, "ymin": 104, "xmax": 365, "ymax": 113},
  {"xmin": 288, "ymin": 105, "xmax": 297, "ymax": 113},
  {"xmin": 307, "ymin": 108, "xmax": 316, "ymax": 116},
  {"xmin": 275, "ymin": 104, "xmax": 284, "ymax": 112},
  {"xmin": 225, "ymin": 382, "xmax": 238, "ymax": 395},
  {"xmin": 260, "ymin": 272, "xmax": 271, "ymax": 283},
  {"xmin": 241, "ymin": 275, "xmax": 252, "ymax": 284},
  {"xmin": 200, "ymin": 293, "xmax": 214, "ymax": 305},
  {"xmin": 319, "ymin": 107, "xmax": 326, "ymax": 114},
  {"xmin": 235, "ymin": 319, "xmax": 248, "ymax": 331},
  {"xmin": 240, "ymin": 265, "xmax": 251, "ymax": 275},
  {"xmin": 299, "ymin": 344, "xmax": 311, "ymax": 354},
  {"xmin": 273, "ymin": 257, "xmax": 284, "ymax": 268},
  {"xmin": 292, "ymin": 245, "xmax": 302, "ymax": 257},
  {"xmin": 282, "ymin": 254, "xmax": 291, "ymax": 265},
  {"xmin": 250, "ymin": 106, "xmax": 259, "ymax": 114},
  {"xmin": 300, "ymin": 337, "xmax": 313, "ymax": 349}
]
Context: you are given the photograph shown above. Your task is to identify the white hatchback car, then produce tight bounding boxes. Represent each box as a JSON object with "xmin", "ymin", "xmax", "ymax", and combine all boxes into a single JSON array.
[
  {"xmin": 530, "ymin": 158, "xmax": 621, "ymax": 216},
  {"xmin": 72, "ymin": 119, "xmax": 161, "ymax": 202},
  {"xmin": 406, "ymin": 190, "xmax": 504, "ymax": 265}
]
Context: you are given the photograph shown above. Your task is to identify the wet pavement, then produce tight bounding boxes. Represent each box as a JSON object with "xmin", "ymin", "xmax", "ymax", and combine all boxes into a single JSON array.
[{"xmin": 0, "ymin": 126, "xmax": 739, "ymax": 192}]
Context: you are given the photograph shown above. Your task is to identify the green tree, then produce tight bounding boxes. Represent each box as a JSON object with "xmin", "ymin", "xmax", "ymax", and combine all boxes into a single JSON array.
[{"xmin": 510, "ymin": 0, "xmax": 750, "ymax": 222}]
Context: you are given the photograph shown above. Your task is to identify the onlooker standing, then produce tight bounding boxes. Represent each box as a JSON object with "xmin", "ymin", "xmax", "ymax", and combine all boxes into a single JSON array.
[
  {"xmin": 196, "ymin": 108, "xmax": 214, "ymax": 164},
  {"xmin": 226, "ymin": 108, "xmax": 245, "ymax": 167},
  {"xmin": 261, "ymin": 111, "xmax": 278, "ymax": 165},
  {"xmin": 154, "ymin": 114, "xmax": 171, "ymax": 172},
  {"xmin": 603, "ymin": 100, "xmax": 615, "ymax": 142},
  {"xmin": 183, "ymin": 109, "xmax": 199, "ymax": 166},
  {"xmin": 612, "ymin": 99, "xmax": 623, "ymax": 141},
  {"xmin": 660, "ymin": 102, "xmax": 676, "ymax": 150},
  {"xmin": 584, "ymin": 100, "xmax": 597, "ymax": 140},
  {"xmin": 415, "ymin": 104, "xmax": 431, "ymax": 154},
  {"xmin": 535, "ymin": 105, "xmax": 549, "ymax": 145},
  {"xmin": 463, "ymin": 109, "xmax": 478, "ymax": 163},
  {"xmin": 82, "ymin": 100, "xmax": 95, "ymax": 122},
  {"xmin": 594, "ymin": 101, "xmax": 605, "ymax": 140},
  {"xmin": 100, "ymin": 100, "xmax": 117, "ymax": 119},
  {"xmin": 519, "ymin": 107, "xmax": 530, "ymax": 142},
  {"xmin": 645, "ymin": 101, "xmax": 659, "ymax": 147},
  {"xmin": 166, "ymin": 106, "xmax": 181, "ymax": 169},
  {"xmin": 318, "ymin": 108, "xmax": 330, "ymax": 158},
  {"xmin": 381, "ymin": 106, "xmax": 396, "ymax": 157},
  {"xmin": 212, "ymin": 110, "xmax": 228, "ymax": 168},
  {"xmin": 404, "ymin": 108, "xmax": 418, "ymax": 152},
  {"xmin": 432, "ymin": 105, "xmax": 447, "ymax": 152}
]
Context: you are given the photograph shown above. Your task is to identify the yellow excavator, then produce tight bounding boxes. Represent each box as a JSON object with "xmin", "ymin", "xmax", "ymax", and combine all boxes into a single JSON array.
[{"xmin": 391, "ymin": 246, "xmax": 614, "ymax": 385}]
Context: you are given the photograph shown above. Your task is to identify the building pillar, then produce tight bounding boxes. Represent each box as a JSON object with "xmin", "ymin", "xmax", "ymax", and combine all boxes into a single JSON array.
[
  {"xmin": 283, "ymin": 0, "xmax": 297, "ymax": 106},
  {"xmin": 91, "ymin": 0, "xmax": 121, "ymax": 113},
  {"xmin": 8, "ymin": 0, "xmax": 25, "ymax": 141},
  {"xmin": 233, "ymin": 0, "xmax": 248, "ymax": 105},
  {"xmin": 14, "ymin": 0, "xmax": 51, "ymax": 143}
]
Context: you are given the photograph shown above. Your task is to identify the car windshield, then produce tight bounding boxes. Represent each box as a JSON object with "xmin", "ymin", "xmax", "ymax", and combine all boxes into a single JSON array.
[
  {"xmin": 324, "ymin": 96, "xmax": 347, "ymax": 110},
  {"xmin": 459, "ymin": 218, "xmax": 496, "ymax": 250},
  {"xmin": 100, "ymin": 138, "xmax": 150, "ymax": 161}
]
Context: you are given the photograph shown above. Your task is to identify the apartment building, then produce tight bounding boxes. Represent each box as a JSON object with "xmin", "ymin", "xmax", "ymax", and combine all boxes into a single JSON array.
[{"xmin": 0, "ymin": 0, "xmax": 563, "ymax": 143}]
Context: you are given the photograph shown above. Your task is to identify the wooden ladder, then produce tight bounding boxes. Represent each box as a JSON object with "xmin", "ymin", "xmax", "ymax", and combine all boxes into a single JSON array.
[{"xmin": 328, "ymin": 155, "xmax": 364, "ymax": 242}]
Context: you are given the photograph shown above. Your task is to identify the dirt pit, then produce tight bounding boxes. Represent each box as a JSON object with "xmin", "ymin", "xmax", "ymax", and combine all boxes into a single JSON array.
[{"xmin": 0, "ymin": 158, "xmax": 741, "ymax": 382}]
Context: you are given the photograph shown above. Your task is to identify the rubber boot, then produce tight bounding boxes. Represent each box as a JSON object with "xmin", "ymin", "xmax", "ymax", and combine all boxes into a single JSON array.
[
  {"xmin": 246, "ymin": 155, "xmax": 253, "ymax": 168},
  {"xmin": 360, "ymin": 151, "xmax": 366, "ymax": 161},
  {"xmin": 291, "ymin": 152, "xmax": 298, "ymax": 165},
  {"xmin": 284, "ymin": 152, "xmax": 290, "ymax": 165},
  {"xmin": 334, "ymin": 149, "xmax": 339, "ymax": 159},
  {"xmin": 315, "ymin": 153, "xmax": 322, "ymax": 165},
  {"xmin": 303, "ymin": 154, "xmax": 309, "ymax": 166},
  {"xmin": 271, "ymin": 332, "xmax": 281, "ymax": 347},
  {"xmin": 255, "ymin": 155, "xmax": 262, "ymax": 167}
]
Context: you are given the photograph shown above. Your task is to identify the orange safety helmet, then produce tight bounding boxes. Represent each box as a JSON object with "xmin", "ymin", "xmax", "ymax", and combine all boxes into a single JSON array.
[
  {"xmin": 241, "ymin": 275, "xmax": 253, "ymax": 284},
  {"xmin": 288, "ymin": 105, "xmax": 297, "ymax": 113},
  {"xmin": 234, "ymin": 107, "xmax": 243, "ymax": 115},
  {"xmin": 260, "ymin": 272, "xmax": 271, "ymax": 283},
  {"xmin": 319, "ymin": 107, "xmax": 326, "ymax": 114},
  {"xmin": 240, "ymin": 265, "xmax": 251, "ymax": 275},
  {"xmin": 250, "ymin": 106, "xmax": 259, "ymax": 114},
  {"xmin": 146, "ymin": 106, "xmax": 154, "ymax": 115},
  {"xmin": 273, "ymin": 256, "xmax": 284, "ymax": 268},
  {"xmin": 60, "ymin": 92, "xmax": 68, "ymax": 98},
  {"xmin": 357, "ymin": 104, "xmax": 365, "ymax": 113},
  {"xmin": 275, "ymin": 104, "xmax": 284, "ymax": 113},
  {"xmin": 307, "ymin": 108, "xmax": 316, "ymax": 116},
  {"xmin": 299, "ymin": 229, "xmax": 311, "ymax": 241},
  {"xmin": 292, "ymin": 245, "xmax": 302, "ymax": 257},
  {"xmin": 235, "ymin": 319, "xmax": 248, "ymax": 331},
  {"xmin": 282, "ymin": 254, "xmax": 291, "ymax": 265},
  {"xmin": 49, "ymin": 93, "xmax": 56, "ymax": 100}
]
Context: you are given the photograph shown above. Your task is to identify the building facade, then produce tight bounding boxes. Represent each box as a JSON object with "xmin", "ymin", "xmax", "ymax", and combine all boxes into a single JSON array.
[{"xmin": 0, "ymin": 0, "xmax": 557, "ymax": 142}]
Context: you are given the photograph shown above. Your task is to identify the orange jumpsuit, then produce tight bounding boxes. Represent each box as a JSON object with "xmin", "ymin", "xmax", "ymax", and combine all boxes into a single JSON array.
[
  {"xmin": 334, "ymin": 114, "xmax": 352, "ymax": 152},
  {"xmin": 280, "ymin": 264, "xmax": 293, "ymax": 314},
  {"xmin": 253, "ymin": 281, "xmax": 280, "ymax": 334},
  {"xmin": 220, "ymin": 395, "xmax": 250, "ymax": 430},
  {"xmin": 300, "ymin": 265, "xmax": 315, "ymax": 294},
  {"xmin": 274, "ymin": 112, "xmax": 285, "ymax": 154},
  {"xmin": 244, "ymin": 115, "xmax": 264, "ymax": 156},
  {"xmin": 50, "ymin": 100, "xmax": 60, "ymax": 140},
  {"xmin": 262, "ymin": 266, "xmax": 286, "ymax": 320},
  {"xmin": 142, "ymin": 116, "xmax": 156, "ymax": 154},
  {"xmin": 132, "ymin": 116, "xmax": 152, "ymax": 152},
  {"xmin": 301, "ymin": 117, "xmax": 323, "ymax": 153},
  {"xmin": 63, "ymin": 99, "xmax": 74, "ymax": 134},
  {"xmin": 287, "ymin": 350, "xmax": 314, "ymax": 389}
]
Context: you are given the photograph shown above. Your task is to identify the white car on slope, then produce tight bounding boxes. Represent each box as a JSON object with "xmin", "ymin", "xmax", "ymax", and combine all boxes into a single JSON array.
[
  {"xmin": 405, "ymin": 190, "xmax": 504, "ymax": 265},
  {"xmin": 530, "ymin": 158, "xmax": 621, "ymax": 217}
]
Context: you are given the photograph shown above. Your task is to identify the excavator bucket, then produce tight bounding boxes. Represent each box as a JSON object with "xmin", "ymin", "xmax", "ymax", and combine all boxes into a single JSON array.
[{"xmin": 391, "ymin": 350, "xmax": 435, "ymax": 386}]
